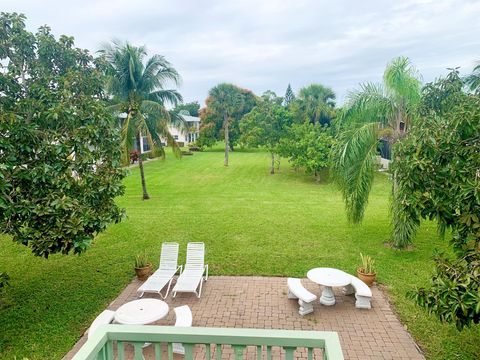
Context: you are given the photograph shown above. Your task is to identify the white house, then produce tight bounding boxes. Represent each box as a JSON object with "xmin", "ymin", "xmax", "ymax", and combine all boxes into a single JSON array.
[{"xmin": 137, "ymin": 114, "xmax": 200, "ymax": 153}]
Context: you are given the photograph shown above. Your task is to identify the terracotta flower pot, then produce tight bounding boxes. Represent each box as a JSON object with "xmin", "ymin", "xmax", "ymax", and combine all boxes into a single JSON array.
[
  {"xmin": 135, "ymin": 264, "xmax": 152, "ymax": 281},
  {"xmin": 357, "ymin": 267, "xmax": 376, "ymax": 287}
]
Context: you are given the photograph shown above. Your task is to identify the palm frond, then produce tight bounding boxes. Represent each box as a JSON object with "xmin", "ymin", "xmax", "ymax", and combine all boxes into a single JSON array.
[
  {"xmin": 148, "ymin": 89, "xmax": 183, "ymax": 107},
  {"xmin": 332, "ymin": 122, "xmax": 380, "ymax": 223}
]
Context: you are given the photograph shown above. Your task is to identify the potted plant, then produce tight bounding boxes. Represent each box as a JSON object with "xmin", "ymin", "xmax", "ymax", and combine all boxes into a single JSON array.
[
  {"xmin": 357, "ymin": 253, "xmax": 376, "ymax": 286},
  {"xmin": 134, "ymin": 251, "xmax": 152, "ymax": 281}
]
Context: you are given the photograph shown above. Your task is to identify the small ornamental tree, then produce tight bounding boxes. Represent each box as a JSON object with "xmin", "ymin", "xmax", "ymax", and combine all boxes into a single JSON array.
[
  {"xmin": 240, "ymin": 92, "xmax": 293, "ymax": 174},
  {"xmin": 392, "ymin": 70, "xmax": 480, "ymax": 330},
  {"xmin": 278, "ymin": 123, "xmax": 335, "ymax": 181},
  {"xmin": 283, "ymin": 84, "xmax": 295, "ymax": 107},
  {"xmin": 0, "ymin": 13, "xmax": 125, "ymax": 258}
]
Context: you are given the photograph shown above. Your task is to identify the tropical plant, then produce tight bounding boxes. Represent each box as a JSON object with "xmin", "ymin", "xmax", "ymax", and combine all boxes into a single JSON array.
[
  {"xmin": 173, "ymin": 101, "xmax": 200, "ymax": 117},
  {"xmin": 199, "ymin": 83, "xmax": 257, "ymax": 166},
  {"xmin": 394, "ymin": 70, "xmax": 480, "ymax": 330},
  {"xmin": 134, "ymin": 251, "xmax": 150, "ymax": 268},
  {"xmin": 0, "ymin": 13, "xmax": 125, "ymax": 258},
  {"xmin": 293, "ymin": 84, "xmax": 336, "ymax": 125},
  {"xmin": 464, "ymin": 61, "xmax": 480, "ymax": 94},
  {"xmin": 240, "ymin": 91, "xmax": 293, "ymax": 173},
  {"xmin": 332, "ymin": 57, "xmax": 422, "ymax": 248},
  {"xmin": 358, "ymin": 253, "xmax": 375, "ymax": 274},
  {"xmin": 100, "ymin": 41, "xmax": 184, "ymax": 199}
]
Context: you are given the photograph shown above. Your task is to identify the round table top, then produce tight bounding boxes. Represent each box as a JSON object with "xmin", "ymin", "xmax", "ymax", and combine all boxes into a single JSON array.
[
  {"xmin": 307, "ymin": 268, "xmax": 351, "ymax": 287},
  {"xmin": 114, "ymin": 299, "xmax": 169, "ymax": 325}
]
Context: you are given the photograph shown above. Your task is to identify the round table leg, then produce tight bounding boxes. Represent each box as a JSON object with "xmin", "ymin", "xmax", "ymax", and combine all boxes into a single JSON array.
[{"xmin": 320, "ymin": 286, "xmax": 336, "ymax": 306}]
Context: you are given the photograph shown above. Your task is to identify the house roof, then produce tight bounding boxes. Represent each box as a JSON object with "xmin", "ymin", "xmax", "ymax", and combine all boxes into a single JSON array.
[{"xmin": 181, "ymin": 114, "xmax": 200, "ymax": 122}]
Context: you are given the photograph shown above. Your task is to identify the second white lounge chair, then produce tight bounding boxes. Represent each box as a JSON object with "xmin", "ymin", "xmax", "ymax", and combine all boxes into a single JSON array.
[
  {"xmin": 172, "ymin": 242, "xmax": 208, "ymax": 298},
  {"xmin": 137, "ymin": 242, "xmax": 182, "ymax": 299}
]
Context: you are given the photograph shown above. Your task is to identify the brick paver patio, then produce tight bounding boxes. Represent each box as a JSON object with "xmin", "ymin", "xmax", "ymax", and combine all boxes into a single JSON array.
[{"xmin": 65, "ymin": 276, "xmax": 424, "ymax": 359}]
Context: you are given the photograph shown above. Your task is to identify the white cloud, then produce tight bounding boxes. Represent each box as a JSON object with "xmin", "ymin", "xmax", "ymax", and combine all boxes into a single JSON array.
[{"xmin": 2, "ymin": 0, "xmax": 480, "ymax": 104}]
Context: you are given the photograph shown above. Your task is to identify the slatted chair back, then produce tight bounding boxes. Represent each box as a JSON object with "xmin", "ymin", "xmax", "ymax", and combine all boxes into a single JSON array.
[
  {"xmin": 158, "ymin": 242, "xmax": 179, "ymax": 271},
  {"xmin": 185, "ymin": 242, "xmax": 205, "ymax": 271}
]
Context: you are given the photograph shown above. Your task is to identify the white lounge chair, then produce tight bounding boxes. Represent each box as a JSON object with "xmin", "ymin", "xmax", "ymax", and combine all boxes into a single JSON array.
[
  {"xmin": 87, "ymin": 310, "xmax": 115, "ymax": 339},
  {"xmin": 172, "ymin": 305, "xmax": 193, "ymax": 355},
  {"xmin": 137, "ymin": 242, "xmax": 181, "ymax": 299},
  {"xmin": 172, "ymin": 242, "xmax": 208, "ymax": 298}
]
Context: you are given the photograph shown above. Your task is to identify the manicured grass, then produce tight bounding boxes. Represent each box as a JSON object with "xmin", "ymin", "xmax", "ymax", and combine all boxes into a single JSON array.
[{"xmin": 0, "ymin": 149, "xmax": 479, "ymax": 359}]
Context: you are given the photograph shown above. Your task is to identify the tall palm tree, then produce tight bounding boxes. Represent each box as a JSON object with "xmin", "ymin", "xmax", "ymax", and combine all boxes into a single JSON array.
[
  {"xmin": 101, "ymin": 41, "xmax": 184, "ymax": 200},
  {"xmin": 297, "ymin": 84, "xmax": 336, "ymax": 125},
  {"xmin": 332, "ymin": 57, "xmax": 422, "ymax": 247}
]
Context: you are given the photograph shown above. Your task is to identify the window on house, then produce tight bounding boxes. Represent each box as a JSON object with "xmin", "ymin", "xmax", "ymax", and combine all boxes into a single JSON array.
[
  {"xmin": 142, "ymin": 136, "xmax": 150, "ymax": 152},
  {"xmin": 174, "ymin": 135, "xmax": 179, "ymax": 140}
]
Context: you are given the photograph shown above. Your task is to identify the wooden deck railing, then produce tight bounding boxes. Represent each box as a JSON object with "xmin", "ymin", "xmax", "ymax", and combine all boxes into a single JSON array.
[{"xmin": 72, "ymin": 325, "xmax": 344, "ymax": 360}]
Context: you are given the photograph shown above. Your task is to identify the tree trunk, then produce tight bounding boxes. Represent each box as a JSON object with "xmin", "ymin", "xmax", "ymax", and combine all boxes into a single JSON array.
[
  {"xmin": 270, "ymin": 152, "xmax": 275, "ymax": 174},
  {"xmin": 314, "ymin": 169, "xmax": 321, "ymax": 182},
  {"xmin": 137, "ymin": 135, "xmax": 150, "ymax": 200},
  {"xmin": 224, "ymin": 114, "xmax": 229, "ymax": 167}
]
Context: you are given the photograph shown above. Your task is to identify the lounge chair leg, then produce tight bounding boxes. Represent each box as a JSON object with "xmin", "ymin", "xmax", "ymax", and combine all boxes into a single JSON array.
[
  {"xmin": 205, "ymin": 265, "xmax": 209, "ymax": 281},
  {"xmin": 161, "ymin": 278, "xmax": 173, "ymax": 299},
  {"xmin": 138, "ymin": 291, "xmax": 144, "ymax": 298}
]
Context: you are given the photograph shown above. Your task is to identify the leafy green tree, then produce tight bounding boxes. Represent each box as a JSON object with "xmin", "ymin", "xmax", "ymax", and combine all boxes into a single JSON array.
[
  {"xmin": 199, "ymin": 83, "xmax": 257, "ymax": 165},
  {"xmin": 0, "ymin": 13, "xmax": 125, "ymax": 258},
  {"xmin": 283, "ymin": 83, "xmax": 295, "ymax": 107},
  {"xmin": 331, "ymin": 57, "xmax": 422, "ymax": 248},
  {"xmin": 240, "ymin": 92, "xmax": 293, "ymax": 173},
  {"xmin": 101, "ymin": 41, "xmax": 183, "ymax": 199},
  {"xmin": 292, "ymin": 84, "xmax": 336, "ymax": 125},
  {"xmin": 173, "ymin": 101, "xmax": 200, "ymax": 116},
  {"xmin": 278, "ymin": 123, "xmax": 334, "ymax": 181},
  {"xmin": 393, "ymin": 70, "xmax": 480, "ymax": 329}
]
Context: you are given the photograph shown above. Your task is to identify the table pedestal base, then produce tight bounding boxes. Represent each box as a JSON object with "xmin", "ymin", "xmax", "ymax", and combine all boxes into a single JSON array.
[{"xmin": 320, "ymin": 286, "xmax": 336, "ymax": 306}]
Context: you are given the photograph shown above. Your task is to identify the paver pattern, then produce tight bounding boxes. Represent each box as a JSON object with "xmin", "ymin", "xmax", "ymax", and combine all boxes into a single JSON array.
[{"xmin": 65, "ymin": 276, "xmax": 424, "ymax": 359}]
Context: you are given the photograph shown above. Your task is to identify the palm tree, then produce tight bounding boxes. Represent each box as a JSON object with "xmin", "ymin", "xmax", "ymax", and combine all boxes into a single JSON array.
[
  {"xmin": 297, "ymin": 84, "xmax": 336, "ymax": 125},
  {"xmin": 101, "ymin": 41, "xmax": 184, "ymax": 200},
  {"xmin": 332, "ymin": 57, "xmax": 422, "ymax": 248},
  {"xmin": 465, "ymin": 62, "xmax": 480, "ymax": 93}
]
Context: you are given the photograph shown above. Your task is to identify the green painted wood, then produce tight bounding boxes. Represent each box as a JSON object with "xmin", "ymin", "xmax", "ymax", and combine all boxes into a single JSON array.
[
  {"xmin": 154, "ymin": 342, "xmax": 161, "ymax": 360},
  {"xmin": 257, "ymin": 345, "xmax": 262, "ymax": 359},
  {"xmin": 215, "ymin": 344, "xmax": 222, "ymax": 360},
  {"xmin": 117, "ymin": 341, "xmax": 124, "ymax": 360},
  {"xmin": 184, "ymin": 343, "xmax": 194, "ymax": 359},
  {"xmin": 133, "ymin": 342, "xmax": 143, "ymax": 360},
  {"xmin": 307, "ymin": 347, "xmax": 313, "ymax": 360},
  {"xmin": 267, "ymin": 345, "xmax": 271, "ymax": 360},
  {"xmin": 205, "ymin": 344, "xmax": 211, "ymax": 359},
  {"xmin": 233, "ymin": 345, "xmax": 245, "ymax": 359},
  {"xmin": 167, "ymin": 342, "xmax": 173, "ymax": 360},
  {"xmin": 105, "ymin": 341, "xmax": 113, "ymax": 360},
  {"xmin": 72, "ymin": 325, "xmax": 344, "ymax": 360},
  {"xmin": 284, "ymin": 346, "xmax": 295, "ymax": 360}
]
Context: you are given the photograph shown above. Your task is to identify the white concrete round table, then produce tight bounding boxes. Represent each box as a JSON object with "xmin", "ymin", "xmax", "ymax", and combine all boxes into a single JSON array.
[
  {"xmin": 307, "ymin": 268, "xmax": 351, "ymax": 306},
  {"xmin": 114, "ymin": 299, "xmax": 169, "ymax": 325}
]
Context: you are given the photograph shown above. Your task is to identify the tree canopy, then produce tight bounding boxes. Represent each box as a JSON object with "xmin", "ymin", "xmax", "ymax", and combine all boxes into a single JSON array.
[
  {"xmin": 393, "ymin": 70, "xmax": 480, "ymax": 329},
  {"xmin": 0, "ymin": 13, "xmax": 125, "ymax": 257},
  {"xmin": 173, "ymin": 101, "xmax": 200, "ymax": 117}
]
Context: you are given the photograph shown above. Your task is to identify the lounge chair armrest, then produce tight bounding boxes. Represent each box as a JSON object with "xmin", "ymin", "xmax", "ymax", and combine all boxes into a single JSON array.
[
  {"xmin": 204, "ymin": 264, "xmax": 209, "ymax": 281},
  {"xmin": 177, "ymin": 265, "xmax": 183, "ymax": 274}
]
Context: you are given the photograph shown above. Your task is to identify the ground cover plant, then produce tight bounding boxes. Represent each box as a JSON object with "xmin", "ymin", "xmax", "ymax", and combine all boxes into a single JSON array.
[{"xmin": 0, "ymin": 150, "xmax": 479, "ymax": 359}]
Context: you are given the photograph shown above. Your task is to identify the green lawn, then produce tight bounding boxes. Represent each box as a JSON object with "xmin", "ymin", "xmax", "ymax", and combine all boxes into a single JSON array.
[{"xmin": 0, "ymin": 149, "xmax": 479, "ymax": 359}]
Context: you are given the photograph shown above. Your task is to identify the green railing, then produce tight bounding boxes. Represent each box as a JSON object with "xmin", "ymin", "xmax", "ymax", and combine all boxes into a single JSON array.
[{"xmin": 72, "ymin": 325, "xmax": 344, "ymax": 360}]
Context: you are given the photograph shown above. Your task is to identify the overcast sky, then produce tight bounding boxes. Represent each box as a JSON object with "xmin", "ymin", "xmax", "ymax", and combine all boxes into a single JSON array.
[{"xmin": 3, "ymin": 0, "xmax": 480, "ymax": 105}]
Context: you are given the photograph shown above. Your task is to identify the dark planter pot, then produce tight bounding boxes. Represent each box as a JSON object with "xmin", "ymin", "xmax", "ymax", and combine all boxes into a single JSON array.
[
  {"xmin": 357, "ymin": 268, "xmax": 376, "ymax": 287},
  {"xmin": 135, "ymin": 264, "xmax": 152, "ymax": 281}
]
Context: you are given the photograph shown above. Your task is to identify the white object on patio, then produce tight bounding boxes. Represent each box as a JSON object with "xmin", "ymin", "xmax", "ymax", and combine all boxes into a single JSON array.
[
  {"xmin": 87, "ymin": 310, "xmax": 115, "ymax": 339},
  {"xmin": 287, "ymin": 278, "xmax": 317, "ymax": 316},
  {"xmin": 114, "ymin": 299, "xmax": 169, "ymax": 325},
  {"xmin": 307, "ymin": 268, "xmax": 351, "ymax": 306},
  {"xmin": 137, "ymin": 242, "xmax": 181, "ymax": 299},
  {"xmin": 172, "ymin": 305, "xmax": 193, "ymax": 355},
  {"xmin": 172, "ymin": 242, "xmax": 208, "ymax": 298},
  {"xmin": 343, "ymin": 275, "xmax": 372, "ymax": 309}
]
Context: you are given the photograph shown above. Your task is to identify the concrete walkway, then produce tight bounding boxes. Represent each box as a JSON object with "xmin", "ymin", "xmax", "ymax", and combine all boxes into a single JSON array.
[{"xmin": 65, "ymin": 276, "xmax": 424, "ymax": 359}]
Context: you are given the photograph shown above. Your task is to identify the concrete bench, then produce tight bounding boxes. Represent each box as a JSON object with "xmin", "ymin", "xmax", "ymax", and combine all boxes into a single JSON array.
[
  {"xmin": 87, "ymin": 310, "xmax": 115, "ymax": 339},
  {"xmin": 287, "ymin": 278, "xmax": 317, "ymax": 315},
  {"xmin": 343, "ymin": 275, "xmax": 372, "ymax": 309},
  {"xmin": 173, "ymin": 305, "xmax": 193, "ymax": 354}
]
